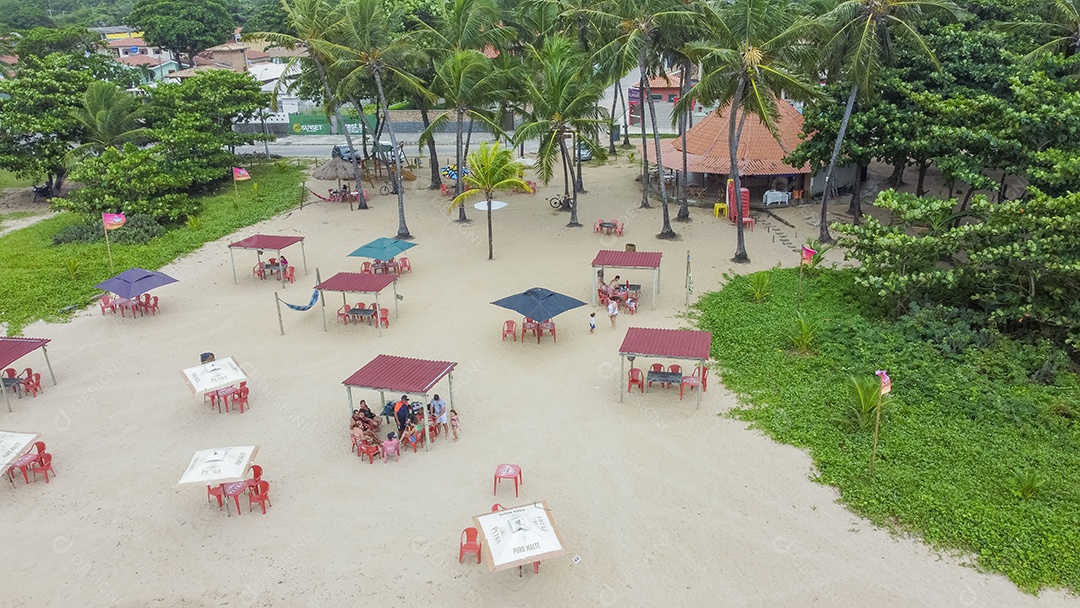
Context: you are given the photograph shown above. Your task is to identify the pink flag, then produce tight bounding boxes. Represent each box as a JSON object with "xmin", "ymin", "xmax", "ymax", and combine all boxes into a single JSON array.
[
  {"xmin": 801, "ymin": 245, "xmax": 817, "ymax": 266},
  {"xmin": 102, "ymin": 213, "xmax": 126, "ymax": 230},
  {"xmin": 233, "ymin": 167, "xmax": 251, "ymax": 181},
  {"xmin": 876, "ymin": 370, "xmax": 891, "ymax": 395}
]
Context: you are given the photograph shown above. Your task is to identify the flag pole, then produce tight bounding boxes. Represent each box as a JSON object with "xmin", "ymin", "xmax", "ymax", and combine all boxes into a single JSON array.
[{"xmin": 103, "ymin": 215, "xmax": 114, "ymax": 272}]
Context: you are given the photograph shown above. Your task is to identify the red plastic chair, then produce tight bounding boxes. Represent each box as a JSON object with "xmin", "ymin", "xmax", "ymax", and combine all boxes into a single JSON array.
[
  {"xmin": 459, "ymin": 527, "xmax": 482, "ymax": 564},
  {"xmin": 355, "ymin": 301, "xmax": 366, "ymax": 311},
  {"xmin": 2, "ymin": 368, "xmax": 18, "ymax": 399},
  {"xmin": 358, "ymin": 442, "xmax": 381, "ymax": 463},
  {"xmin": 681, "ymin": 366, "xmax": 709, "ymax": 399},
  {"xmin": 99, "ymin": 295, "xmax": 116, "ymax": 315},
  {"xmin": 521, "ymin": 318, "xmax": 539, "ymax": 342},
  {"xmin": 381, "ymin": 439, "xmax": 401, "ymax": 462},
  {"xmin": 338, "ymin": 304, "xmax": 351, "ymax": 325},
  {"xmin": 248, "ymin": 480, "xmax": 271, "ymax": 513},
  {"xmin": 404, "ymin": 431, "xmax": 424, "ymax": 453},
  {"xmin": 493, "ymin": 464, "xmax": 522, "ymax": 497},
  {"xmin": 502, "ymin": 320, "xmax": 517, "ymax": 341},
  {"xmin": 207, "ymin": 484, "xmax": 224, "ymax": 509},
  {"xmin": 252, "ymin": 263, "xmax": 265, "ymax": 279},
  {"xmin": 593, "ymin": 220, "xmax": 603, "ymax": 233},
  {"xmin": 284, "ymin": 266, "xmax": 295, "ymax": 283},
  {"xmin": 742, "ymin": 216, "xmax": 755, "ymax": 231},
  {"xmin": 668, "ymin": 364, "xmax": 682, "ymax": 378},
  {"xmin": 249, "ymin": 464, "xmax": 263, "ymax": 484},
  {"xmin": 597, "ymin": 289, "xmax": 610, "ymax": 306},
  {"xmin": 33, "ymin": 441, "xmax": 46, "ymax": 462},
  {"xmin": 648, "ymin": 364, "xmax": 665, "ymax": 388},
  {"xmin": 268, "ymin": 258, "xmax": 278, "ymax": 265},
  {"xmin": 440, "ymin": 183, "xmax": 452, "ymax": 197},
  {"xmin": 628, "ymin": 368, "xmax": 644, "ymax": 393},
  {"xmin": 695, "ymin": 365, "xmax": 709, "ymax": 392},
  {"xmin": 398, "ymin": 257, "xmax": 411, "ymax": 273},
  {"xmin": 491, "ymin": 503, "xmax": 504, "ymax": 512},
  {"xmin": 361, "ymin": 261, "xmax": 373, "ymax": 274},
  {"xmin": 23, "ymin": 373, "xmax": 42, "ymax": 398},
  {"xmin": 379, "ymin": 307, "xmax": 389, "ymax": 329},
  {"xmin": 31, "ymin": 453, "xmax": 54, "ymax": 483},
  {"xmin": 232, "ymin": 387, "xmax": 250, "ymax": 413},
  {"xmin": 615, "ymin": 222, "xmax": 625, "ymax": 236},
  {"xmin": 539, "ymin": 320, "xmax": 556, "ymax": 343}
]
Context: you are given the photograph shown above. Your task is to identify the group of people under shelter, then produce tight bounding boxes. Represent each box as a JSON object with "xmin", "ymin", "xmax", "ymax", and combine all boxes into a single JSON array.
[{"xmin": 349, "ymin": 395, "xmax": 459, "ymax": 462}]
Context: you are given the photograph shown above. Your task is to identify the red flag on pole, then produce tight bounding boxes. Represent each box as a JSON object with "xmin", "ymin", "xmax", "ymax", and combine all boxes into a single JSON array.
[
  {"xmin": 801, "ymin": 245, "xmax": 817, "ymax": 266},
  {"xmin": 233, "ymin": 167, "xmax": 251, "ymax": 181},
  {"xmin": 102, "ymin": 213, "xmax": 126, "ymax": 230},
  {"xmin": 876, "ymin": 370, "xmax": 891, "ymax": 395}
]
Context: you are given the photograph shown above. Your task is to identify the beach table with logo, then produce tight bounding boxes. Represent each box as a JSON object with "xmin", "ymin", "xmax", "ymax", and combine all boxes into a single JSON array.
[
  {"xmin": 177, "ymin": 446, "xmax": 260, "ymax": 516},
  {"xmin": 1, "ymin": 430, "xmax": 42, "ymax": 486},
  {"xmin": 472, "ymin": 501, "xmax": 567, "ymax": 573},
  {"xmin": 180, "ymin": 357, "xmax": 250, "ymax": 412}
]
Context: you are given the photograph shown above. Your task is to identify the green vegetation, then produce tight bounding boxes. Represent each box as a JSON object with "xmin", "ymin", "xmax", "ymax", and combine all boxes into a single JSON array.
[
  {"xmin": 696, "ymin": 268, "xmax": 1080, "ymax": 593},
  {"xmin": 0, "ymin": 164, "xmax": 304, "ymax": 334},
  {"xmin": 0, "ymin": 170, "xmax": 35, "ymax": 189}
]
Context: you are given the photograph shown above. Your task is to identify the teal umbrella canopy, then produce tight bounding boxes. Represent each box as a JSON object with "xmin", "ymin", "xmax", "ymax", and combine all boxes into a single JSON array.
[{"xmin": 347, "ymin": 238, "xmax": 417, "ymax": 261}]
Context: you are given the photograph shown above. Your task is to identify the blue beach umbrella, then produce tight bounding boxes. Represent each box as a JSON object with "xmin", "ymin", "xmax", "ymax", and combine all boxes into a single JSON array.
[
  {"xmin": 491, "ymin": 287, "xmax": 587, "ymax": 321},
  {"xmin": 347, "ymin": 237, "xmax": 417, "ymax": 261},
  {"xmin": 95, "ymin": 268, "xmax": 178, "ymax": 299}
]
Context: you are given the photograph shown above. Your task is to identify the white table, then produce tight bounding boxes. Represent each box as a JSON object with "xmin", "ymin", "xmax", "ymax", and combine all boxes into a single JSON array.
[{"xmin": 763, "ymin": 190, "xmax": 791, "ymax": 206}]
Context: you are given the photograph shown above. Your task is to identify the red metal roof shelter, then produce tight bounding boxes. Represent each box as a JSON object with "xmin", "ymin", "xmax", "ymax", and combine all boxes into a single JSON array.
[
  {"xmin": 591, "ymin": 250, "xmax": 663, "ymax": 310},
  {"xmin": 227, "ymin": 234, "xmax": 307, "ymax": 287},
  {"xmin": 343, "ymin": 354, "xmax": 458, "ymax": 451},
  {"xmin": 0, "ymin": 337, "xmax": 56, "ymax": 413},
  {"xmin": 617, "ymin": 327, "xmax": 713, "ymax": 408},
  {"xmin": 314, "ymin": 272, "xmax": 399, "ymax": 335}
]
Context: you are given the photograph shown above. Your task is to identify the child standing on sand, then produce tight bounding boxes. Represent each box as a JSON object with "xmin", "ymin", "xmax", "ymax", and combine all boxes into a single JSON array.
[
  {"xmin": 450, "ymin": 409, "xmax": 460, "ymax": 441},
  {"xmin": 589, "ymin": 312, "xmax": 596, "ymax": 333}
]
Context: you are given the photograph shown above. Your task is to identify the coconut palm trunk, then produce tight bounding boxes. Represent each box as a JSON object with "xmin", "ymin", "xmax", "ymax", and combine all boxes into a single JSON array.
[
  {"xmin": 641, "ymin": 52, "xmax": 675, "ymax": 238},
  {"xmin": 637, "ymin": 76, "xmax": 651, "ymax": 209},
  {"xmin": 486, "ymin": 191, "xmax": 494, "ymax": 259},
  {"xmin": 315, "ymin": 57, "xmax": 369, "ymax": 209},
  {"xmin": 676, "ymin": 59, "xmax": 690, "ymax": 221},
  {"xmin": 418, "ymin": 98, "xmax": 442, "ymax": 189},
  {"xmin": 373, "ymin": 68, "xmax": 410, "ymax": 238},
  {"xmin": 560, "ymin": 135, "xmax": 582, "ymax": 227},
  {"xmin": 818, "ymin": 84, "xmax": 858, "ymax": 243},
  {"xmin": 455, "ymin": 109, "xmax": 469, "ymax": 221},
  {"xmin": 730, "ymin": 77, "xmax": 749, "ymax": 263}
]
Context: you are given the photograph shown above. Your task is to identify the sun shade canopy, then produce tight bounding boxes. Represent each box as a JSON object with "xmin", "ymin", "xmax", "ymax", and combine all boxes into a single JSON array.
[
  {"xmin": 342, "ymin": 354, "xmax": 456, "ymax": 394},
  {"xmin": 315, "ymin": 272, "xmax": 397, "ymax": 293},
  {"xmin": 618, "ymin": 327, "xmax": 713, "ymax": 360},
  {"xmin": 95, "ymin": 268, "xmax": 178, "ymax": 299},
  {"xmin": 591, "ymin": 250, "xmax": 662, "ymax": 269},
  {"xmin": 228, "ymin": 234, "xmax": 305, "ymax": 251},
  {"xmin": 0, "ymin": 338, "xmax": 50, "ymax": 370},
  {"xmin": 490, "ymin": 288, "xmax": 587, "ymax": 321},
  {"xmin": 347, "ymin": 237, "xmax": 417, "ymax": 261}
]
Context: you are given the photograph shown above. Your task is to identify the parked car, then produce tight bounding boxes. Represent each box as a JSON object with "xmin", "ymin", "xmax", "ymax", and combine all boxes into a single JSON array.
[
  {"xmin": 372, "ymin": 140, "xmax": 407, "ymax": 165},
  {"xmin": 331, "ymin": 144, "xmax": 358, "ymax": 162},
  {"xmin": 575, "ymin": 140, "xmax": 593, "ymax": 161}
]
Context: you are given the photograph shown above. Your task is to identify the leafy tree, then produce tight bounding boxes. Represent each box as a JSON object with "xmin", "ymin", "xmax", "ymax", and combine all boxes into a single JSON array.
[
  {"xmin": 0, "ymin": 54, "xmax": 92, "ymax": 190},
  {"xmin": 70, "ymin": 82, "xmax": 151, "ymax": 157},
  {"xmin": 7, "ymin": 6, "xmax": 54, "ymax": 29},
  {"xmin": 449, "ymin": 142, "xmax": 531, "ymax": 259},
  {"xmin": 245, "ymin": 0, "xmax": 296, "ymax": 36},
  {"xmin": 57, "ymin": 144, "xmax": 196, "ymax": 220},
  {"xmin": 15, "ymin": 26, "xmax": 100, "ymax": 58},
  {"xmin": 127, "ymin": 0, "xmax": 236, "ymax": 67},
  {"xmin": 1004, "ymin": 0, "xmax": 1080, "ymax": 63},
  {"xmin": 812, "ymin": 0, "xmax": 963, "ymax": 242},
  {"xmin": 681, "ymin": 0, "xmax": 820, "ymax": 263},
  {"xmin": 147, "ymin": 69, "xmax": 270, "ymax": 150}
]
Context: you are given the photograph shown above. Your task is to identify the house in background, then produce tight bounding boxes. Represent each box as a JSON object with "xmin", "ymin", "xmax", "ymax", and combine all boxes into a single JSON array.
[
  {"xmin": 106, "ymin": 37, "xmax": 172, "ymax": 65},
  {"xmin": 118, "ymin": 54, "xmax": 180, "ymax": 83},
  {"xmin": 89, "ymin": 26, "xmax": 142, "ymax": 41}
]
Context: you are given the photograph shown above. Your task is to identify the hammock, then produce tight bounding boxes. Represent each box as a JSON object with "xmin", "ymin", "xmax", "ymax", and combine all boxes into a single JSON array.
[
  {"xmin": 306, "ymin": 188, "xmax": 335, "ymax": 202},
  {"xmin": 280, "ymin": 290, "xmax": 319, "ymax": 311}
]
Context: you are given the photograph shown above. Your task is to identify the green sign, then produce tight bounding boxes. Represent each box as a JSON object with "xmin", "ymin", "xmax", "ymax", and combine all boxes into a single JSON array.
[{"xmin": 288, "ymin": 114, "xmax": 375, "ymax": 136}]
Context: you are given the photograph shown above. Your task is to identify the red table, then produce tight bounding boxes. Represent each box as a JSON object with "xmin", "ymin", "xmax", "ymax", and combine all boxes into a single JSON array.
[
  {"xmin": 115, "ymin": 298, "xmax": 142, "ymax": 317},
  {"xmin": 6, "ymin": 451, "xmax": 39, "ymax": 485},
  {"xmin": 493, "ymin": 463, "xmax": 522, "ymax": 497},
  {"xmin": 221, "ymin": 479, "xmax": 254, "ymax": 516}
]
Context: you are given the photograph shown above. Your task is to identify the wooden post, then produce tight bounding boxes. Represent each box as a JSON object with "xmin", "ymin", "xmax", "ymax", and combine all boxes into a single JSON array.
[
  {"xmin": 619, "ymin": 354, "xmax": 626, "ymax": 403},
  {"xmin": 42, "ymin": 346, "xmax": 56, "ymax": 385},
  {"xmin": 300, "ymin": 240, "xmax": 308, "ymax": 274},
  {"xmin": 346, "ymin": 386, "xmax": 354, "ymax": 411},
  {"xmin": 229, "ymin": 248, "xmax": 237, "ymax": 284},
  {"xmin": 275, "ymin": 292, "xmax": 285, "ymax": 336},
  {"xmin": 871, "ymin": 390, "xmax": 883, "ymax": 476}
]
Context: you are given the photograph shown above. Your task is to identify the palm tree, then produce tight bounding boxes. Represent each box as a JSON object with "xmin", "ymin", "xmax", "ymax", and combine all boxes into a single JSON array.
[
  {"xmin": 584, "ymin": 0, "xmax": 697, "ymax": 239},
  {"xmin": 248, "ymin": 0, "xmax": 372, "ymax": 209},
  {"xmin": 420, "ymin": 50, "xmax": 509, "ymax": 222},
  {"xmin": 1004, "ymin": 0, "xmax": 1080, "ymax": 62},
  {"xmin": 449, "ymin": 142, "xmax": 532, "ymax": 260},
  {"xmin": 513, "ymin": 35, "xmax": 608, "ymax": 227},
  {"xmin": 813, "ymin": 0, "xmax": 963, "ymax": 242},
  {"xmin": 69, "ymin": 82, "xmax": 151, "ymax": 156},
  {"xmin": 325, "ymin": 0, "xmax": 431, "ymax": 239},
  {"xmin": 681, "ymin": 0, "xmax": 821, "ymax": 262}
]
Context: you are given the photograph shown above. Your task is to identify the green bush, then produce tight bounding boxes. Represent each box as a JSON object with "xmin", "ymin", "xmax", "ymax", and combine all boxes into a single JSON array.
[
  {"xmin": 51, "ymin": 214, "xmax": 165, "ymax": 246},
  {"xmin": 696, "ymin": 267, "xmax": 1080, "ymax": 593}
]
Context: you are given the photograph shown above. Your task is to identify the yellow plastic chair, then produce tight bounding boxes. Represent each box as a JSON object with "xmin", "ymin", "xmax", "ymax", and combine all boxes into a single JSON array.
[{"xmin": 713, "ymin": 202, "xmax": 728, "ymax": 218}]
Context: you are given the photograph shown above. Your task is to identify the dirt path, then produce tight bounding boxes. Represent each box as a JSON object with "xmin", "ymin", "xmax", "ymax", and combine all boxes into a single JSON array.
[{"xmin": 0, "ymin": 186, "xmax": 60, "ymax": 237}]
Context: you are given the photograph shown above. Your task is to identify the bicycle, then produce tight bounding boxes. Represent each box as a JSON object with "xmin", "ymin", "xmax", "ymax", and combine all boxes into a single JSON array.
[
  {"xmin": 548, "ymin": 194, "xmax": 572, "ymax": 209},
  {"xmin": 379, "ymin": 183, "xmax": 399, "ymax": 196}
]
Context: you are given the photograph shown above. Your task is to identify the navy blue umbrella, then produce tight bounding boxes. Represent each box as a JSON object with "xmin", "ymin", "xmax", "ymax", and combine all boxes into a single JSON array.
[
  {"xmin": 491, "ymin": 288, "xmax": 587, "ymax": 321},
  {"xmin": 95, "ymin": 268, "xmax": 178, "ymax": 299},
  {"xmin": 347, "ymin": 237, "xmax": 417, "ymax": 261}
]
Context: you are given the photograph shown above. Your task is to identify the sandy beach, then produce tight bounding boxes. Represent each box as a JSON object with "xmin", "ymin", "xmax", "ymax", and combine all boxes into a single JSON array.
[{"xmin": 2, "ymin": 159, "xmax": 1075, "ymax": 607}]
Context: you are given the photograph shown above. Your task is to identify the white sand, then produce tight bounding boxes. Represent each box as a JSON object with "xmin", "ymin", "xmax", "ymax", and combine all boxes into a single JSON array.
[{"xmin": 2, "ymin": 161, "xmax": 1075, "ymax": 607}]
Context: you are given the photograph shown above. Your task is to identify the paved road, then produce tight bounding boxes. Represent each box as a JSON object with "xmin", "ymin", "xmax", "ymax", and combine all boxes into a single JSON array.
[{"xmin": 236, "ymin": 133, "xmax": 541, "ymax": 160}]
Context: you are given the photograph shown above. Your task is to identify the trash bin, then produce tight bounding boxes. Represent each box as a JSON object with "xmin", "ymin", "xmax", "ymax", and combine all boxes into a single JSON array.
[
  {"xmin": 200, "ymin": 352, "xmax": 215, "ymax": 364},
  {"xmin": 610, "ymin": 124, "xmax": 621, "ymax": 143},
  {"xmin": 625, "ymin": 243, "xmax": 636, "ymax": 252}
]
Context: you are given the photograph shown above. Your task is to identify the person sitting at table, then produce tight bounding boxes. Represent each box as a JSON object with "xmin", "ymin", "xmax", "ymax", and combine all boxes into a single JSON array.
[
  {"xmin": 351, "ymin": 420, "xmax": 379, "ymax": 446},
  {"xmin": 350, "ymin": 409, "xmax": 364, "ymax": 428},
  {"xmin": 607, "ymin": 275, "xmax": 622, "ymax": 295},
  {"xmin": 382, "ymin": 432, "xmax": 401, "ymax": 463},
  {"xmin": 358, "ymin": 400, "xmax": 382, "ymax": 432},
  {"xmin": 279, "ymin": 255, "xmax": 288, "ymax": 268}
]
